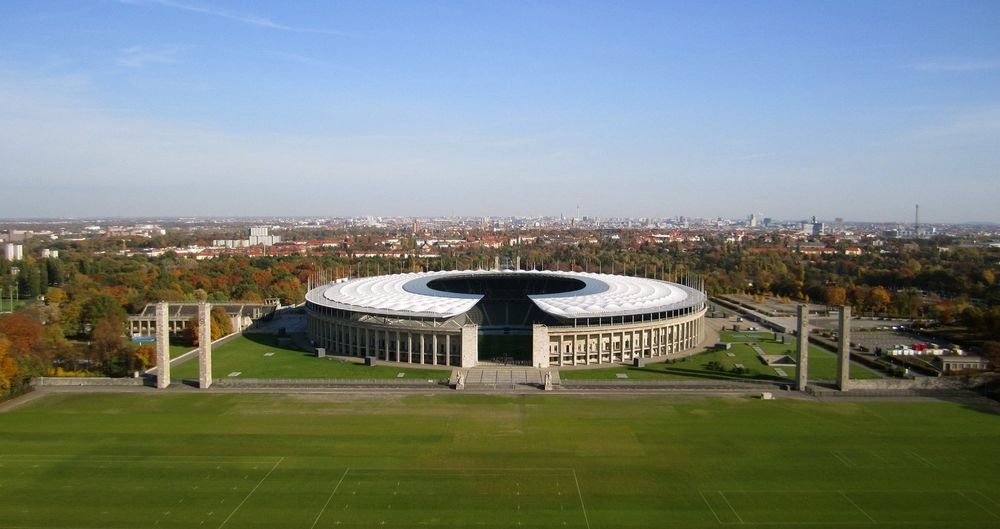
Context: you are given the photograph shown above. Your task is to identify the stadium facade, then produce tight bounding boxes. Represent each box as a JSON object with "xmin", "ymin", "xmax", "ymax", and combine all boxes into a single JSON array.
[{"xmin": 305, "ymin": 270, "xmax": 707, "ymax": 368}]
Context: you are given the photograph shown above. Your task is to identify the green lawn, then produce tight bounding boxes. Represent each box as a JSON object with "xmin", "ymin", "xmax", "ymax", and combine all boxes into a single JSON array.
[
  {"xmin": 170, "ymin": 342, "xmax": 195, "ymax": 358},
  {"xmin": 171, "ymin": 334, "xmax": 449, "ymax": 380},
  {"xmin": 562, "ymin": 331, "xmax": 881, "ymax": 381},
  {"xmin": 1, "ymin": 393, "xmax": 999, "ymax": 528}
]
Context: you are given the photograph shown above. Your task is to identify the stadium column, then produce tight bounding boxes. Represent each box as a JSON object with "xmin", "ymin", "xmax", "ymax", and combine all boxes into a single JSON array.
[
  {"xmin": 460, "ymin": 325, "xmax": 478, "ymax": 368},
  {"xmin": 445, "ymin": 334, "xmax": 450, "ymax": 366},
  {"xmin": 155, "ymin": 302, "xmax": 170, "ymax": 389},
  {"xmin": 419, "ymin": 334, "xmax": 425, "ymax": 364},
  {"xmin": 532, "ymin": 324, "xmax": 549, "ymax": 368},
  {"xmin": 198, "ymin": 301, "xmax": 212, "ymax": 389},
  {"xmin": 432, "ymin": 334, "xmax": 438, "ymax": 365},
  {"xmin": 795, "ymin": 304, "xmax": 809, "ymax": 391},
  {"xmin": 837, "ymin": 305, "xmax": 851, "ymax": 391}
]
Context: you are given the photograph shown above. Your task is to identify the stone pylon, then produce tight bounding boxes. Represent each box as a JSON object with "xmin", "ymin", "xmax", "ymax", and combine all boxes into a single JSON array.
[
  {"xmin": 837, "ymin": 305, "xmax": 851, "ymax": 391},
  {"xmin": 795, "ymin": 304, "xmax": 809, "ymax": 391},
  {"xmin": 156, "ymin": 302, "xmax": 170, "ymax": 389},
  {"xmin": 198, "ymin": 301, "xmax": 212, "ymax": 389}
]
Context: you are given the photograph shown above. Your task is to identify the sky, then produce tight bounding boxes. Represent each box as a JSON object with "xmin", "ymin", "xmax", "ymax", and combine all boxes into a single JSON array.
[{"xmin": 0, "ymin": 0, "xmax": 998, "ymax": 223}]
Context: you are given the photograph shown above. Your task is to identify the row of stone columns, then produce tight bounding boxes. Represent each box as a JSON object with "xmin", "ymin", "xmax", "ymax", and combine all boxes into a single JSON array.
[
  {"xmin": 155, "ymin": 301, "xmax": 212, "ymax": 389},
  {"xmin": 794, "ymin": 304, "xmax": 851, "ymax": 392}
]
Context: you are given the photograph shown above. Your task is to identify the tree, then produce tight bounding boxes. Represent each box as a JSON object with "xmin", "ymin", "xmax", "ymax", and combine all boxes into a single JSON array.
[
  {"xmin": 867, "ymin": 287, "xmax": 891, "ymax": 314},
  {"xmin": 46, "ymin": 286, "xmax": 67, "ymax": 306},
  {"xmin": 210, "ymin": 306, "xmax": 233, "ymax": 340},
  {"xmin": 179, "ymin": 315, "xmax": 199, "ymax": 347},
  {"xmin": 824, "ymin": 286, "xmax": 847, "ymax": 307},
  {"xmin": 90, "ymin": 313, "xmax": 127, "ymax": 374},
  {"xmin": 981, "ymin": 341, "xmax": 1000, "ymax": 371},
  {"xmin": 134, "ymin": 343, "xmax": 157, "ymax": 370},
  {"xmin": 0, "ymin": 336, "xmax": 17, "ymax": 392},
  {"xmin": 0, "ymin": 313, "xmax": 45, "ymax": 357}
]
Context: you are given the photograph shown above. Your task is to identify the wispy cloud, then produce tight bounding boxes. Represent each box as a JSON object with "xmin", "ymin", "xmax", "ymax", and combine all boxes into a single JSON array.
[
  {"xmin": 908, "ymin": 58, "xmax": 1000, "ymax": 73},
  {"xmin": 116, "ymin": 45, "xmax": 184, "ymax": 68},
  {"xmin": 117, "ymin": 0, "xmax": 343, "ymax": 35}
]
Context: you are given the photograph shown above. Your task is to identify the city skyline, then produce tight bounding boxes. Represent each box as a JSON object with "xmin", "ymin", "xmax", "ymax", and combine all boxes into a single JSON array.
[{"xmin": 1, "ymin": 1, "xmax": 999, "ymax": 222}]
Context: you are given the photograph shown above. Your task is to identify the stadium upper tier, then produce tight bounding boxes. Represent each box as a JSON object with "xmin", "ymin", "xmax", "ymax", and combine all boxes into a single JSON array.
[{"xmin": 304, "ymin": 270, "xmax": 706, "ymax": 320}]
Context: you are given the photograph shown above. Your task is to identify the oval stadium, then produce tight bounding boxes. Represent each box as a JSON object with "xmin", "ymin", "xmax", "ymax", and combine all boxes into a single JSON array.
[{"xmin": 305, "ymin": 270, "xmax": 707, "ymax": 368}]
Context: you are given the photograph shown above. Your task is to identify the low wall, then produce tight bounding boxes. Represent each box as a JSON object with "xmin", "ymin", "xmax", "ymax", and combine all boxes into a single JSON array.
[
  {"xmin": 32, "ymin": 377, "xmax": 148, "ymax": 387},
  {"xmin": 847, "ymin": 377, "xmax": 979, "ymax": 391},
  {"xmin": 213, "ymin": 378, "xmax": 448, "ymax": 388},
  {"xmin": 562, "ymin": 379, "xmax": 784, "ymax": 390}
]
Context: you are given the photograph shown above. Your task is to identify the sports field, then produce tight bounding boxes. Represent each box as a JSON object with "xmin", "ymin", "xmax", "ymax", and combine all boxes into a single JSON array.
[{"xmin": 2, "ymin": 392, "xmax": 999, "ymax": 528}]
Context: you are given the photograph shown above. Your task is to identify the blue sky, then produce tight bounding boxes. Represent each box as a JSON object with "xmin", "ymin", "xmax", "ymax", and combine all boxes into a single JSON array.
[{"xmin": 1, "ymin": 0, "xmax": 998, "ymax": 222}]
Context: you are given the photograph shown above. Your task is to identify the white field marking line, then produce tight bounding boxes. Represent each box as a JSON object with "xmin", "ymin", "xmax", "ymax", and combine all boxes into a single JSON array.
[
  {"xmin": 571, "ymin": 468, "xmax": 591, "ymax": 529},
  {"xmin": 698, "ymin": 490, "xmax": 725, "ymax": 524},
  {"xmin": 866, "ymin": 450, "xmax": 890, "ymax": 464},
  {"xmin": 830, "ymin": 451, "xmax": 855, "ymax": 468},
  {"xmin": 956, "ymin": 490, "xmax": 1000, "ymax": 520},
  {"xmin": 838, "ymin": 491, "xmax": 876, "ymax": 524},
  {"xmin": 968, "ymin": 489, "xmax": 1000, "ymax": 510},
  {"xmin": 310, "ymin": 468, "xmax": 350, "ymax": 529},
  {"xmin": 905, "ymin": 450, "xmax": 936, "ymax": 468},
  {"xmin": 718, "ymin": 491, "xmax": 745, "ymax": 525},
  {"xmin": 216, "ymin": 456, "xmax": 284, "ymax": 529}
]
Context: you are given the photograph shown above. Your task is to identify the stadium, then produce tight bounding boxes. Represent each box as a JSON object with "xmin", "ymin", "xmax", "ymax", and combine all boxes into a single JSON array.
[{"xmin": 305, "ymin": 269, "xmax": 707, "ymax": 368}]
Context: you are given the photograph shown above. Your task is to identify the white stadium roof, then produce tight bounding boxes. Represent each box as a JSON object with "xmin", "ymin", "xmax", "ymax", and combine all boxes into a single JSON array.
[{"xmin": 305, "ymin": 270, "xmax": 705, "ymax": 320}]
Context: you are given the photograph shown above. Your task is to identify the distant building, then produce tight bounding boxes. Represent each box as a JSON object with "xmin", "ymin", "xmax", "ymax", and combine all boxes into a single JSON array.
[
  {"xmin": 3, "ymin": 243, "xmax": 23, "ymax": 261},
  {"xmin": 128, "ymin": 301, "xmax": 279, "ymax": 337},
  {"xmin": 934, "ymin": 355, "xmax": 991, "ymax": 374},
  {"xmin": 248, "ymin": 226, "xmax": 281, "ymax": 246},
  {"xmin": 214, "ymin": 226, "xmax": 281, "ymax": 248},
  {"xmin": 801, "ymin": 216, "xmax": 825, "ymax": 237}
]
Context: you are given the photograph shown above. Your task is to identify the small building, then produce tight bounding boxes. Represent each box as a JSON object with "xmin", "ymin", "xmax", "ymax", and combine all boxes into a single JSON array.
[
  {"xmin": 128, "ymin": 301, "xmax": 278, "ymax": 337},
  {"xmin": 933, "ymin": 355, "xmax": 992, "ymax": 374}
]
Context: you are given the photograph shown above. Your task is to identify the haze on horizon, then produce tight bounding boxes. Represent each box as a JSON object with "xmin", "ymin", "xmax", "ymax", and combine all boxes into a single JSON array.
[{"xmin": 1, "ymin": 1, "xmax": 998, "ymax": 223}]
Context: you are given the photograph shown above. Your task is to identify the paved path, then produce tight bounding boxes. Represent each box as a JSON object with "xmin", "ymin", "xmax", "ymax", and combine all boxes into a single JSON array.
[{"xmin": 0, "ymin": 390, "xmax": 51, "ymax": 413}]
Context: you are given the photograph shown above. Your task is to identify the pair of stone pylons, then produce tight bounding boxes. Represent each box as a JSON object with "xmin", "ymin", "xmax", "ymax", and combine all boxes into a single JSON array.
[
  {"xmin": 155, "ymin": 301, "xmax": 212, "ymax": 389},
  {"xmin": 794, "ymin": 304, "xmax": 852, "ymax": 392}
]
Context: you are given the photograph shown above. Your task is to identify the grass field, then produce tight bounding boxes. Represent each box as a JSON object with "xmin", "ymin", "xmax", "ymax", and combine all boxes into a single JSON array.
[
  {"xmin": 170, "ymin": 342, "xmax": 195, "ymax": 358},
  {"xmin": 170, "ymin": 334, "xmax": 450, "ymax": 380},
  {"xmin": 1, "ymin": 392, "xmax": 999, "ymax": 528},
  {"xmin": 562, "ymin": 331, "xmax": 881, "ymax": 382}
]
